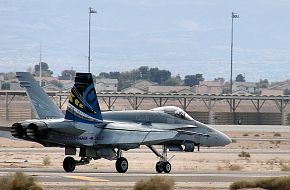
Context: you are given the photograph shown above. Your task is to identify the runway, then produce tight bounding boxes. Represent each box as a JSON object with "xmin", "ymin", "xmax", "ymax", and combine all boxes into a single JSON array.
[
  {"xmin": 1, "ymin": 123, "xmax": 290, "ymax": 189},
  {"xmin": 212, "ymin": 125, "xmax": 290, "ymax": 132},
  {"xmin": 1, "ymin": 168, "xmax": 290, "ymax": 183}
]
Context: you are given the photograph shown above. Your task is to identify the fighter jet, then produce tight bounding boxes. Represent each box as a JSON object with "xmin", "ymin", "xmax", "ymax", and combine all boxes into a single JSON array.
[{"xmin": 9, "ymin": 72, "xmax": 231, "ymax": 173}]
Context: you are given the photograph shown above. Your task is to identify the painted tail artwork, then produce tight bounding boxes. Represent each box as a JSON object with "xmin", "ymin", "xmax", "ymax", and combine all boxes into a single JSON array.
[{"xmin": 65, "ymin": 73, "xmax": 103, "ymax": 123}]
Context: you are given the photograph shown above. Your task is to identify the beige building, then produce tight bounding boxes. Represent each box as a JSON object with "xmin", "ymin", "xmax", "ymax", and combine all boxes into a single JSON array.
[
  {"xmin": 9, "ymin": 80, "xmax": 22, "ymax": 90},
  {"xmin": 95, "ymin": 78, "xmax": 118, "ymax": 93},
  {"xmin": 196, "ymin": 81, "xmax": 223, "ymax": 94},
  {"xmin": 269, "ymin": 81, "xmax": 290, "ymax": 91},
  {"xmin": 260, "ymin": 89, "xmax": 284, "ymax": 96},
  {"xmin": 131, "ymin": 80, "xmax": 157, "ymax": 91},
  {"xmin": 43, "ymin": 83, "xmax": 62, "ymax": 91},
  {"xmin": 121, "ymin": 86, "xmax": 146, "ymax": 93},
  {"xmin": 232, "ymin": 82, "xmax": 257, "ymax": 94},
  {"xmin": 34, "ymin": 76, "xmax": 58, "ymax": 86},
  {"xmin": 121, "ymin": 80, "xmax": 157, "ymax": 93},
  {"xmin": 148, "ymin": 86, "xmax": 191, "ymax": 93}
]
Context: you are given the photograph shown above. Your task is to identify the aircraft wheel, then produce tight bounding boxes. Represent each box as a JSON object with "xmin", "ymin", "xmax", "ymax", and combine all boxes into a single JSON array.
[
  {"xmin": 163, "ymin": 161, "xmax": 171, "ymax": 173},
  {"xmin": 63, "ymin": 156, "xmax": 76, "ymax": 172},
  {"xmin": 116, "ymin": 157, "xmax": 128, "ymax": 173},
  {"xmin": 155, "ymin": 161, "xmax": 164, "ymax": 173}
]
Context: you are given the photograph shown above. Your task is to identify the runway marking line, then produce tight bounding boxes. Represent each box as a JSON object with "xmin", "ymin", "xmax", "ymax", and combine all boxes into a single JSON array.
[{"xmin": 64, "ymin": 175, "xmax": 109, "ymax": 182}]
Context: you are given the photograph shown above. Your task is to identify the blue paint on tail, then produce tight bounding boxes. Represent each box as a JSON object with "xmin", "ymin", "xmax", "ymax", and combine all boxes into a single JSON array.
[{"xmin": 65, "ymin": 73, "xmax": 103, "ymax": 124}]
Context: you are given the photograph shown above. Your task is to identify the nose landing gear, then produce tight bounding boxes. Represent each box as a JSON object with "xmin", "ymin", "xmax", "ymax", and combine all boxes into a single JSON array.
[{"xmin": 148, "ymin": 145, "xmax": 172, "ymax": 173}]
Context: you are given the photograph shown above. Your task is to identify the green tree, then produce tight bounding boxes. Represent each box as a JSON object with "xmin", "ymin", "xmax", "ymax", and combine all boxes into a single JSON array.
[
  {"xmin": 235, "ymin": 74, "xmax": 245, "ymax": 82},
  {"xmin": 108, "ymin": 72, "xmax": 121, "ymax": 79},
  {"xmin": 34, "ymin": 62, "xmax": 53, "ymax": 77},
  {"xmin": 214, "ymin": 77, "xmax": 225, "ymax": 84},
  {"xmin": 256, "ymin": 79, "xmax": 269, "ymax": 89},
  {"xmin": 163, "ymin": 77, "xmax": 182, "ymax": 86},
  {"xmin": 58, "ymin": 70, "xmax": 76, "ymax": 80},
  {"xmin": 184, "ymin": 74, "xmax": 204, "ymax": 87},
  {"xmin": 96, "ymin": 66, "xmax": 172, "ymax": 90},
  {"xmin": 284, "ymin": 89, "xmax": 290, "ymax": 95},
  {"xmin": 139, "ymin": 66, "xmax": 150, "ymax": 80},
  {"xmin": 98, "ymin": 72, "xmax": 109, "ymax": 78},
  {"xmin": 149, "ymin": 68, "xmax": 171, "ymax": 84},
  {"xmin": 1, "ymin": 82, "xmax": 10, "ymax": 90}
]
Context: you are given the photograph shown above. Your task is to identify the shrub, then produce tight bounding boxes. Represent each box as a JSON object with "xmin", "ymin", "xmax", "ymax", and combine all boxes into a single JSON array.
[
  {"xmin": 270, "ymin": 140, "xmax": 281, "ymax": 145},
  {"xmin": 230, "ymin": 180, "xmax": 256, "ymax": 190},
  {"xmin": 242, "ymin": 133, "xmax": 248, "ymax": 137},
  {"xmin": 79, "ymin": 185, "xmax": 90, "ymax": 190},
  {"xmin": 231, "ymin": 139, "xmax": 237, "ymax": 143},
  {"xmin": 217, "ymin": 166, "xmax": 223, "ymax": 171},
  {"xmin": 134, "ymin": 176, "xmax": 175, "ymax": 190},
  {"xmin": 281, "ymin": 164, "xmax": 290, "ymax": 171},
  {"xmin": 230, "ymin": 176, "xmax": 290, "ymax": 190},
  {"xmin": 0, "ymin": 172, "xmax": 43, "ymax": 190},
  {"xmin": 43, "ymin": 156, "xmax": 51, "ymax": 166},
  {"xmin": 274, "ymin": 133, "xmax": 282, "ymax": 137},
  {"xmin": 229, "ymin": 164, "xmax": 242, "ymax": 171},
  {"xmin": 238, "ymin": 151, "xmax": 250, "ymax": 158}
]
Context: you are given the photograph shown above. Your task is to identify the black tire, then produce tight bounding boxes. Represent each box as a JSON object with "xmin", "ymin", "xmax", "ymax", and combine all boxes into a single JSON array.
[
  {"xmin": 163, "ymin": 161, "xmax": 171, "ymax": 173},
  {"xmin": 63, "ymin": 156, "xmax": 76, "ymax": 172},
  {"xmin": 116, "ymin": 157, "xmax": 128, "ymax": 173},
  {"xmin": 155, "ymin": 161, "xmax": 164, "ymax": 173}
]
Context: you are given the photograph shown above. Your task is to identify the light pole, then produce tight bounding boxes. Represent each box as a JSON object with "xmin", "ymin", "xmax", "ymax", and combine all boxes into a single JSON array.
[
  {"xmin": 88, "ymin": 7, "xmax": 97, "ymax": 73},
  {"xmin": 230, "ymin": 12, "xmax": 239, "ymax": 94}
]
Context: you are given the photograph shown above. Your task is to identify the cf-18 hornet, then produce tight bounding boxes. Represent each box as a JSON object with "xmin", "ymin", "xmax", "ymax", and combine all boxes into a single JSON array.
[{"xmin": 9, "ymin": 72, "xmax": 231, "ymax": 173}]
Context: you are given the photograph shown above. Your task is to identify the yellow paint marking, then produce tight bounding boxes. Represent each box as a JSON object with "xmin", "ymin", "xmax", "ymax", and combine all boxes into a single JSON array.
[
  {"xmin": 65, "ymin": 175, "xmax": 109, "ymax": 182},
  {"xmin": 75, "ymin": 99, "xmax": 80, "ymax": 106}
]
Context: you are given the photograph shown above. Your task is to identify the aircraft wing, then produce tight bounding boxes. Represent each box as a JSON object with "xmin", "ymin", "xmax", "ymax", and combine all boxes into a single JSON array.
[
  {"xmin": 95, "ymin": 122, "xmax": 178, "ymax": 146},
  {"xmin": 0, "ymin": 126, "xmax": 16, "ymax": 140},
  {"xmin": 0, "ymin": 126, "xmax": 10, "ymax": 132}
]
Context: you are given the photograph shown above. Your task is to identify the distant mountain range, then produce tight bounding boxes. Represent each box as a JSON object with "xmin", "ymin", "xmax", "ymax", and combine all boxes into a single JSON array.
[{"xmin": 0, "ymin": 0, "xmax": 290, "ymax": 81}]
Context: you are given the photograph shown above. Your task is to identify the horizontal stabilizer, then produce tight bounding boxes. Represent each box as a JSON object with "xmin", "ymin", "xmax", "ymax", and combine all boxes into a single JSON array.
[{"xmin": 16, "ymin": 72, "xmax": 64, "ymax": 119}]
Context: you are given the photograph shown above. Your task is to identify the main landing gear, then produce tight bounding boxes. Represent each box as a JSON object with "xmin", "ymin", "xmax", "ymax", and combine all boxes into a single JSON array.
[
  {"xmin": 62, "ymin": 148, "xmax": 129, "ymax": 173},
  {"xmin": 148, "ymin": 145, "xmax": 172, "ymax": 173},
  {"xmin": 63, "ymin": 156, "xmax": 91, "ymax": 172},
  {"xmin": 115, "ymin": 148, "xmax": 128, "ymax": 173},
  {"xmin": 62, "ymin": 146, "xmax": 170, "ymax": 174}
]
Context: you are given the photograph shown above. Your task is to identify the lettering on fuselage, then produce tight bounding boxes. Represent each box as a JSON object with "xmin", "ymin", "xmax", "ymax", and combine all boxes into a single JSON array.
[{"xmin": 52, "ymin": 135, "xmax": 104, "ymax": 141}]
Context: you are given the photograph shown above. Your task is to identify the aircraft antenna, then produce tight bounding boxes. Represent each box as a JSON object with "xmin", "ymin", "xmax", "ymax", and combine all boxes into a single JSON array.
[{"xmin": 39, "ymin": 44, "xmax": 42, "ymax": 87}]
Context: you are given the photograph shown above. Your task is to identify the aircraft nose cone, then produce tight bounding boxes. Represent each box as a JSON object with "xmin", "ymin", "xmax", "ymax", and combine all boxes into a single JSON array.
[{"xmin": 222, "ymin": 133, "xmax": 232, "ymax": 145}]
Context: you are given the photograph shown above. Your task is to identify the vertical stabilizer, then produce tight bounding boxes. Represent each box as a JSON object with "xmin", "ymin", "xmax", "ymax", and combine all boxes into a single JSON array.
[
  {"xmin": 16, "ymin": 72, "xmax": 64, "ymax": 119},
  {"xmin": 65, "ymin": 73, "xmax": 102, "ymax": 123}
]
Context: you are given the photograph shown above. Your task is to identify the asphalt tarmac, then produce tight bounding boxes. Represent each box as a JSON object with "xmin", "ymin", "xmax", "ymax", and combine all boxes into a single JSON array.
[{"xmin": 1, "ymin": 168, "xmax": 290, "ymax": 183}]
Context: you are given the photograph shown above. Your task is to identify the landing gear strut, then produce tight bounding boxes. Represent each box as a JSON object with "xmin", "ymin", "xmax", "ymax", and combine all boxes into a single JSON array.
[
  {"xmin": 148, "ymin": 145, "xmax": 172, "ymax": 173},
  {"xmin": 115, "ymin": 148, "xmax": 128, "ymax": 173},
  {"xmin": 63, "ymin": 156, "xmax": 91, "ymax": 172}
]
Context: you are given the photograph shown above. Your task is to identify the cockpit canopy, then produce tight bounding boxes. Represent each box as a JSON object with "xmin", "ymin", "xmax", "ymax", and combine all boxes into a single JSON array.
[{"xmin": 151, "ymin": 106, "xmax": 194, "ymax": 121}]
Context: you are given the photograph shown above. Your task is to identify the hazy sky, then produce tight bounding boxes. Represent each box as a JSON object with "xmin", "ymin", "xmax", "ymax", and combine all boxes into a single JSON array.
[{"xmin": 0, "ymin": 0, "xmax": 290, "ymax": 82}]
